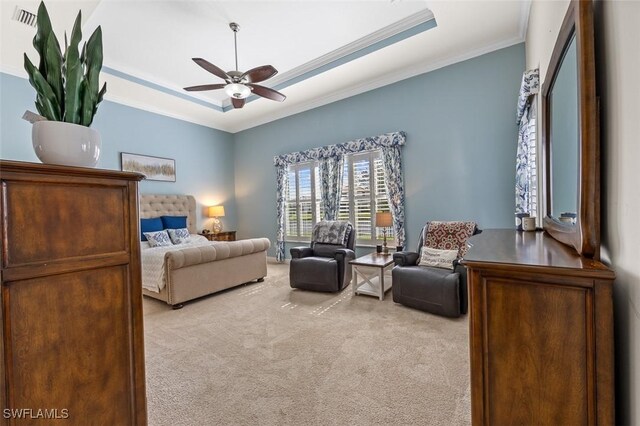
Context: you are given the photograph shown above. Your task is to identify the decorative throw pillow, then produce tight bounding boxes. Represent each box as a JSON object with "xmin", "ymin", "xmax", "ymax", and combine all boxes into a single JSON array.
[
  {"xmin": 167, "ymin": 228, "xmax": 191, "ymax": 245},
  {"xmin": 312, "ymin": 220, "xmax": 351, "ymax": 245},
  {"xmin": 140, "ymin": 217, "xmax": 163, "ymax": 241},
  {"xmin": 418, "ymin": 247, "xmax": 459, "ymax": 270},
  {"xmin": 144, "ymin": 230, "xmax": 172, "ymax": 247},
  {"xmin": 424, "ymin": 221, "xmax": 476, "ymax": 257},
  {"xmin": 161, "ymin": 215, "xmax": 187, "ymax": 230}
]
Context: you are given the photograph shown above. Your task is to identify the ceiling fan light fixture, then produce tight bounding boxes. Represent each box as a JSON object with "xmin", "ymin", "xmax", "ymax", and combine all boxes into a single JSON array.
[
  {"xmin": 186, "ymin": 22, "xmax": 285, "ymax": 109},
  {"xmin": 224, "ymin": 83, "xmax": 251, "ymax": 99}
]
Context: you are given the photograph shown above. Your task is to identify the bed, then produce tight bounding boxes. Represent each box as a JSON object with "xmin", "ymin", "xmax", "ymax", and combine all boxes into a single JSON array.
[{"xmin": 139, "ymin": 194, "xmax": 270, "ymax": 308}]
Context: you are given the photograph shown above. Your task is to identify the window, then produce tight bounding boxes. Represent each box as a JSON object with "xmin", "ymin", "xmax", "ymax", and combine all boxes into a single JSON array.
[
  {"xmin": 285, "ymin": 162, "xmax": 322, "ymax": 240},
  {"xmin": 285, "ymin": 150, "xmax": 394, "ymax": 245}
]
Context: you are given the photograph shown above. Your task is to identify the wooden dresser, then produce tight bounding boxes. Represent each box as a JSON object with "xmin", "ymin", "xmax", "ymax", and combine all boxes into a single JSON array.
[
  {"xmin": 0, "ymin": 161, "xmax": 147, "ymax": 424},
  {"xmin": 462, "ymin": 229, "xmax": 614, "ymax": 425}
]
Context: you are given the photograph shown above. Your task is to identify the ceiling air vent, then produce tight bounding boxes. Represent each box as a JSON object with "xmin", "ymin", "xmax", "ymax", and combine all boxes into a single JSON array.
[{"xmin": 12, "ymin": 6, "xmax": 37, "ymax": 28}]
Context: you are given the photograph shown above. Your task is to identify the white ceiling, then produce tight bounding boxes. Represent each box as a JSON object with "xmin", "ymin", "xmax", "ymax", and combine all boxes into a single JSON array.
[{"xmin": 0, "ymin": 0, "xmax": 530, "ymax": 133}]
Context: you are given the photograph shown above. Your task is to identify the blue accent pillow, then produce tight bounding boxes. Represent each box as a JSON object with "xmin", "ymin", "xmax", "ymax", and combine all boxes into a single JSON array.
[
  {"xmin": 140, "ymin": 217, "xmax": 163, "ymax": 241},
  {"xmin": 161, "ymin": 215, "xmax": 187, "ymax": 230}
]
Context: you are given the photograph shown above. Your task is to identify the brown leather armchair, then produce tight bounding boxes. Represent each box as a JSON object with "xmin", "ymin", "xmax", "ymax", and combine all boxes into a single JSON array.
[
  {"xmin": 392, "ymin": 223, "xmax": 479, "ymax": 318},
  {"xmin": 289, "ymin": 222, "xmax": 356, "ymax": 292}
]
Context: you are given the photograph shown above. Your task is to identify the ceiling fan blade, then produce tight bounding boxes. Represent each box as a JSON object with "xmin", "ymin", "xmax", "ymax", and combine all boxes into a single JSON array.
[
  {"xmin": 241, "ymin": 65, "xmax": 278, "ymax": 83},
  {"xmin": 192, "ymin": 58, "xmax": 230, "ymax": 81},
  {"xmin": 248, "ymin": 84, "xmax": 286, "ymax": 102},
  {"xmin": 231, "ymin": 98, "xmax": 245, "ymax": 109},
  {"xmin": 183, "ymin": 84, "xmax": 226, "ymax": 92}
]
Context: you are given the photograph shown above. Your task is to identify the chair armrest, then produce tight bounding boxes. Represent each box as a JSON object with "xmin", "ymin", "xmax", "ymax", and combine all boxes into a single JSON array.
[
  {"xmin": 393, "ymin": 251, "xmax": 420, "ymax": 267},
  {"xmin": 453, "ymin": 259, "xmax": 467, "ymax": 281},
  {"xmin": 453, "ymin": 258, "xmax": 469, "ymax": 315},
  {"xmin": 334, "ymin": 248, "xmax": 356, "ymax": 262},
  {"xmin": 290, "ymin": 246, "xmax": 314, "ymax": 259}
]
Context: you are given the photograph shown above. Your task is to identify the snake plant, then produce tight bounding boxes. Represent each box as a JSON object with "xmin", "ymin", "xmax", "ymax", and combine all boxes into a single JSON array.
[{"xmin": 24, "ymin": 1, "xmax": 106, "ymax": 126}]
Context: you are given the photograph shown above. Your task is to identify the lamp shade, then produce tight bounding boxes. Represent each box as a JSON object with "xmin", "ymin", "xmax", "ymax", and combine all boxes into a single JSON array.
[
  {"xmin": 376, "ymin": 211, "xmax": 393, "ymax": 228},
  {"xmin": 208, "ymin": 205, "xmax": 225, "ymax": 218}
]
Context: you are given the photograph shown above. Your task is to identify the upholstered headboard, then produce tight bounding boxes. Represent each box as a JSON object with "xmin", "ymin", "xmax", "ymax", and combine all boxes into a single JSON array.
[{"xmin": 140, "ymin": 194, "xmax": 197, "ymax": 234}]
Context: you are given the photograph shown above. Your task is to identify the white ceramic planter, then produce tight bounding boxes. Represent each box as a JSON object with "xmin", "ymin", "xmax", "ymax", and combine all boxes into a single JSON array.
[{"xmin": 32, "ymin": 121, "xmax": 101, "ymax": 167}]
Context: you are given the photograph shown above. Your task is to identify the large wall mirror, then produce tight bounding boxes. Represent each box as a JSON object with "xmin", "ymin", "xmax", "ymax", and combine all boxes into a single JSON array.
[{"xmin": 542, "ymin": 0, "xmax": 599, "ymax": 258}]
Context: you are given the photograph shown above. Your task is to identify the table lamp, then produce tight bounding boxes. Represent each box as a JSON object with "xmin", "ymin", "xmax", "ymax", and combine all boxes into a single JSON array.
[
  {"xmin": 208, "ymin": 205, "xmax": 225, "ymax": 233},
  {"xmin": 375, "ymin": 211, "xmax": 393, "ymax": 254}
]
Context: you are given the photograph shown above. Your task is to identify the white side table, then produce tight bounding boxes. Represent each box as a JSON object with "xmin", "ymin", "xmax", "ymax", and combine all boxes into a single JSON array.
[{"xmin": 350, "ymin": 253, "xmax": 395, "ymax": 301}]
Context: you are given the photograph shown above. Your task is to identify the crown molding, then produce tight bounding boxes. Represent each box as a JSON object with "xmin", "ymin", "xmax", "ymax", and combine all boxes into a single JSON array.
[{"xmin": 227, "ymin": 36, "xmax": 525, "ymax": 133}]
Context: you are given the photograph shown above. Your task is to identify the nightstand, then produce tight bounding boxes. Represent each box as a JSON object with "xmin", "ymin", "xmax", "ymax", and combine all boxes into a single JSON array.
[{"xmin": 200, "ymin": 231, "xmax": 236, "ymax": 241}]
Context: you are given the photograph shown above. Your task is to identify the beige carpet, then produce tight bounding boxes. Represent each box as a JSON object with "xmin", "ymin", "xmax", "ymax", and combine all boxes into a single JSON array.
[{"xmin": 143, "ymin": 262, "xmax": 471, "ymax": 426}]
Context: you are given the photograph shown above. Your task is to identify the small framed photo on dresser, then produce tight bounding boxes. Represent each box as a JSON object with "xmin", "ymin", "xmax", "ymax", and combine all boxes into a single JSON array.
[{"xmin": 121, "ymin": 152, "xmax": 176, "ymax": 182}]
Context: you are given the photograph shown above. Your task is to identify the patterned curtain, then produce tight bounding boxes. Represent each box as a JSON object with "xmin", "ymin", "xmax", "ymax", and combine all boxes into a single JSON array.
[
  {"xmin": 380, "ymin": 145, "xmax": 406, "ymax": 248},
  {"xmin": 274, "ymin": 131, "xmax": 406, "ymax": 262},
  {"xmin": 274, "ymin": 132, "xmax": 406, "ymax": 167},
  {"xmin": 515, "ymin": 69, "xmax": 539, "ymax": 215},
  {"xmin": 275, "ymin": 164, "xmax": 288, "ymax": 262},
  {"xmin": 319, "ymin": 155, "xmax": 344, "ymax": 220}
]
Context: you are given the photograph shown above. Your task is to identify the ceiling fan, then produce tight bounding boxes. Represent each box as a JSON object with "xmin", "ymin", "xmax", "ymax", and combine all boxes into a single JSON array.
[{"xmin": 184, "ymin": 22, "xmax": 286, "ymax": 109}]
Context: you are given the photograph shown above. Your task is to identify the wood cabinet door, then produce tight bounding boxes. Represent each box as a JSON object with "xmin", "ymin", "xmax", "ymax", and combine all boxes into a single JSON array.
[
  {"xmin": 4, "ymin": 267, "xmax": 137, "ymax": 424},
  {"xmin": 470, "ymin": 272, "xmax": 595, "ymax": 425},
  {"xmin": 487, "ymin": 278, "xmax": 591, "ymax": 424}
]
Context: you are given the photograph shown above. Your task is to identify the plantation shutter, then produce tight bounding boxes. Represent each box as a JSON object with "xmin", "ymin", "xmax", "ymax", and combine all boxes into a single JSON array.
[
  {"xmin": 374, "ymin": 155, "xmax": 393, "ymax": 241},
  {"xmin": 285, "ymin": 170, "xmax": 297, "ymax": 237},
  {"xmin": 352, "ymin": 154, "xmax": 372, "ymax": 241}
]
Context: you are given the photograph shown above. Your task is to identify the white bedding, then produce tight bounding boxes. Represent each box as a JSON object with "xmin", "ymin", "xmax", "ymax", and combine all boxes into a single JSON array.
[{"xmin": 141, "ymin": 234, "xmax": 210, "ymax": 293}]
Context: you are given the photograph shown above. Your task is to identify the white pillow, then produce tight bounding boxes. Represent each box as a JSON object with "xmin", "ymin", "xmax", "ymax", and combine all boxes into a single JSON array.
[
  {"xmin": 418, "ymin": 246, "xmax": 459, "ymax": 270},
  {"xmin": 144, "ymin": 230, "xmax": 172, "ymax": 247},
  {"xmin": 167, "ymin": 228, "xmax": 191, "ymax": 244}
]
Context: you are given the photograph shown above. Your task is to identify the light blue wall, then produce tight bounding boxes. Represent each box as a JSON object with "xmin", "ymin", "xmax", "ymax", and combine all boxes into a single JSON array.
[
  {"xmin": 234, "ymin": 43, "xmax": 525, "ymax": 257},
  {"xmin": 0, "ymin": 72, "xmax": 236, "ymax": 231}
]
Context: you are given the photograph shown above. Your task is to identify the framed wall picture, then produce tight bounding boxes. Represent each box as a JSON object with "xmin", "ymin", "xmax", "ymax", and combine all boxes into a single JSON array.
[{"xmin": 120, "ymin": 152, "xmax": 176, "ymax": 182}]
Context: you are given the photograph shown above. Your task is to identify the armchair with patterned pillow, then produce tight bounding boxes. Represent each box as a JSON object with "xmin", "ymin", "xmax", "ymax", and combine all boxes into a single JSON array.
[
  {"xmin": 392, "ymin": 221, "xmax": 479, "ymax": 318},
  {"xmin": 290, "ymin": 221, "xmax": 356, "ymax": 292}
]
